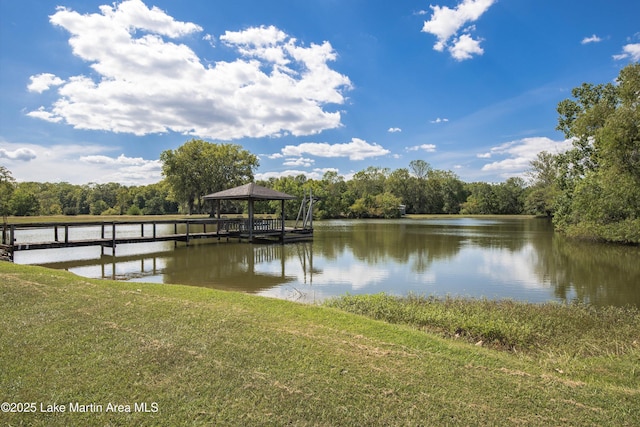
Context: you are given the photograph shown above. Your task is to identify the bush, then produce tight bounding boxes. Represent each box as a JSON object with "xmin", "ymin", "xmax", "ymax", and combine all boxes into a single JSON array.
[
  {"xmin": 63, "ymin": 207, "xmax": 78, "ymax": 216},
  {"xmin": 126, "ymin": 205, "xmax": 142, "ymax": 215}
]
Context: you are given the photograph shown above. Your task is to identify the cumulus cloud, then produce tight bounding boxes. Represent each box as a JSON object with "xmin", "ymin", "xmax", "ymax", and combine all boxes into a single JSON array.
[
  {"xmin": 27, "ymin": 0, "xmax": 352, "ymax": 140},
  {"xmin": 581, "ymin": 34, "xmax": 602, "ymax": 44},
  {"xmin": 388, "ymin": 127, "xmax": 402, "ymax": 133},
  {"xmin": 0, "ymin": 147, "xmax": 37, "ymax": 161},
  {"xmin": 0, "ymin": 141, "xmax": 160, "ymax": 185},
  {"xmin": 449, "ymin": 33, "xmax": 484, "ymax": 60},
  {"xmin": 613, "ymin": 43, "xmax": 640, "ymax": 61},
  {"xmin": 279, "ymin": 138, "xmax": 390, "ymax": 161},
  {"xmin": 406, "ymin": 144, "xmax": 437, "ymax": 152},
  {"xmin": 26, "ymin": 106, "xmax": 64, "ymax": 123},
  {"xmin": 421, "ymin": 0, "xmax": 495, "ymax": 60},
  {"xmin": 27, "ymin": 73, "xmax": 66, "ymax": 93},
  {"xmin": 255, "ymin": 168, "xmax": 338, "ymax": 181},
  {"xmin": 430, "ymin": 117, "xmax": 449, "ymax": 124},
  {"xmin": 282, "ymin": 157, "xmax": 314, "ymax": 167},
  {"xmin": 480, "ymin": 137, "xmax": 572, "ymax": 177}
]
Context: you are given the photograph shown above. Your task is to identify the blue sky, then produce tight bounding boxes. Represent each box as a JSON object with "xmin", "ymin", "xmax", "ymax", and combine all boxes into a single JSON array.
[{"xmin": 1, "ymin": 0, "xmax": 639, "ymax": 186}]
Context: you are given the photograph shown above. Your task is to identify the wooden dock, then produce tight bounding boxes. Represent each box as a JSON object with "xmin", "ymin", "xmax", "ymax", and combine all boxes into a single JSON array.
[{"xmin": 1, "ymin": 218, "xmax": 312, "ymax": 261}]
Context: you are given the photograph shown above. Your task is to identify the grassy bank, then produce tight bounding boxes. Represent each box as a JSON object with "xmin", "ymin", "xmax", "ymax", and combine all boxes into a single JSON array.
[{"xmin": 1, "ymin": 262, "xmax": 639, "ymax": 426}]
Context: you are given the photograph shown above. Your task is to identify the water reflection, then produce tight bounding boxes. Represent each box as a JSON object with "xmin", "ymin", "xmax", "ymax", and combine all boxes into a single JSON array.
[{"xmin": 25, "ymin": 218, "xmax": 640, "ymax": 307}]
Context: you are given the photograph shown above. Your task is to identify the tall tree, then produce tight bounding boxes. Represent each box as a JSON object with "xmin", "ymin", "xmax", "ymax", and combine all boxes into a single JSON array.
[
  {"xmin": 349, "ymin": 166, "xmax": 389, "ymax": 199},
  {"xmin": 385, "ymin": 168, "xmax": 414, "ymax": 211},
  {"xmin": 554, "ymin": 63, "xmax": 640, "ymax": 243},
  {"xmin": 161, "ymin": 139, "xmax": 258, "ymax": 214},
  {"xmin": 10, "ymin": 184, "xmax": 40, "ymax": 216},
  {"xmin": 525, "ymin": 151, "xmax": 561, "ymax": 216},
  {"xmin": 409, "ymin": 160, "xmax": 432, "ymax": 213},
  {"xmin": 317, "ymin": 171, "xmax": 348, "ymax": 218},
  {"xmin": 0, "ymin": 166, "xmax": 16, "ymax": 222}
]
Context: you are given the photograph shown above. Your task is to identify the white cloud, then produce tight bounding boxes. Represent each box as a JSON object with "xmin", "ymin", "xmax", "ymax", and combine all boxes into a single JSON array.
[
  {"xmin": 283, "ymin": 157, "xmax": 314, "ymax": 167},
  {"xmin": 0, "ymin": 147, "xmax": 37, "ymax": 161},
  {"xmin": 406, "ymin": 144, "xmax": 437, "ymax": 152},
  {"xmin": 421, "ymin": 0, "xmax": 495, "ymax": 60},
  {"xmin": 449, "ymin": 33, "xmax": 484, "ymax": 60},
  {"xmin": 388, "ymin": 127, "xmax": 402, "ymax": 133},
  {"xmin": 480, "ymin": 137, "xmax": 572, "ymax": 177},
  {"xmin": 202, "ymin": 34, "xmax": 215, "ymax": 47},
  {"xmin": 27, "ymin": 73, "xmax": 65, "ymax": 93},
  {"xmin": 27, "ymin": 1, "xmax": 351, "ymax": 140},
  {"xmin": 255, "ymin": 168, "xmax": 338, "ymax": 181},
  {"xmin": 476, "ymin": 152, "xmax": 491, "ymax": 159},
  {"xmin": 280, "ymin": 138, "xmax": 390, "ymax": 161},
  {"xmin": 613, "ymin": 43, "xmax": 640, "ymax": 61},
  {"xmin": 0, "ymin": 141, "xmax": 160, "ymax": 185},
  {"xmin": 581, "ymin": 34, "xmax": 602, "ymax": 44},
  {"xmin": 430, "ymin": 117, "xmax": 449, "ymax": 124},
  {"xmin": 26, "ymin": 106, "xmax": 64, "ymax": 123}
]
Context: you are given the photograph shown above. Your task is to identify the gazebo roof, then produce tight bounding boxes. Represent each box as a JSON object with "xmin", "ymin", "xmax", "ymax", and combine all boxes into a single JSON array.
[{"xmin": 203, "ymin": 183, "xmax": 296, "ymax": 201}]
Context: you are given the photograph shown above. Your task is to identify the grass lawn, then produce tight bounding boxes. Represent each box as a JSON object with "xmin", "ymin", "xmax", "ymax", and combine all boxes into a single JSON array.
[{"xmin": 1, "ymin": 262, "xmax": 639, "ymax": 426}]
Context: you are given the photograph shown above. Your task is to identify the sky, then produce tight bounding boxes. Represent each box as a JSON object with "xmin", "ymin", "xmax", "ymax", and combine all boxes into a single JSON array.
[{"xmin": 1, "ymin": 0, "xmax": 639, "ymax": 186}]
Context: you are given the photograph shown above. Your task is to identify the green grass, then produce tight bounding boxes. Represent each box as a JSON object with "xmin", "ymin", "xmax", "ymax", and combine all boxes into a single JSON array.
[{"xmin": 1, "ymin": 262, "xmax": 639, "ymax": 426}]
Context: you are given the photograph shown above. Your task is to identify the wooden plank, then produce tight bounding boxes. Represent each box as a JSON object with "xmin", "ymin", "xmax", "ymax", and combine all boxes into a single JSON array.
[{"xmin": 6, "ymin": 218, "xmax": 311, "ymax": 252}]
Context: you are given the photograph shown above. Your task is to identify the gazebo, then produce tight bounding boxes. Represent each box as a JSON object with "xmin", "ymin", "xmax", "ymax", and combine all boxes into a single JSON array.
[{"xmin": 203, "ymin": 183, "xmax": 298, "ymax": 242}]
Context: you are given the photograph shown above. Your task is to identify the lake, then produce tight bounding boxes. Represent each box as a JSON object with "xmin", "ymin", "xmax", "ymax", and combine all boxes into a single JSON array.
[{"xmin": 14, "ymin": 217, "xmax": 640, "ymax": 307}]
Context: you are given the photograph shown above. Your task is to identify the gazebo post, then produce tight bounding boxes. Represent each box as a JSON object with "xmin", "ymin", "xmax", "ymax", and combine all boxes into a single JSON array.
[
  {"xmin": 281, "ymin": 199, "xmax": 285, "ymax": 243},
  {"xmin": 248, "ymin": 198, "xmax": 254, "ymax": 242}
]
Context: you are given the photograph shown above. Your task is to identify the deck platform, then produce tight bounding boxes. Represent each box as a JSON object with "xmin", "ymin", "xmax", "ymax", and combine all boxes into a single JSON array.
[{"xmin": 1, "ymin": 218, "xmax": 312, "ymax": 261}]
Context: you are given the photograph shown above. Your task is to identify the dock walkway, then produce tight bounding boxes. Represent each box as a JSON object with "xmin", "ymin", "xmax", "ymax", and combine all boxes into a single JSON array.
[{"xmin": 1, "ymin": 218, "xmax": 312, "ymax": 261}]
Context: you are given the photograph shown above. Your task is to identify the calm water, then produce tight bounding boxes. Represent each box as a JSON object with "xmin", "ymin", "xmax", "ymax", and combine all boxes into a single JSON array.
[{"xmin": 15, "ymin": 218, "xmax": 640, "ymax": 307}]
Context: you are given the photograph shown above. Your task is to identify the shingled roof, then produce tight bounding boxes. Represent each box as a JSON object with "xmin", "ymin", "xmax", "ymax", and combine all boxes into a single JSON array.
[{"xmin": 203, "ymin": 183, "xmax": 296, "ymax": 200}]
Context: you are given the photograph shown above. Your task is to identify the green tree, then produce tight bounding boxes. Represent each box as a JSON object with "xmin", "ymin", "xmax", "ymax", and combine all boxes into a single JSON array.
[
  {"xmin": 262, "ymin": 175, "xmax": 307, "ymax": 218},
  {"xmin": 0, "ymin": 166, "xmax": 16, "ymax": 222},
  {"xmin": 438, "ymin": 171, "xmax": 467, "ymax": 214},
  {"xmin": 409, "ymin": 160, "xmax": 432, "ymax": 212},
  {"xmin": 87, "ymin": 182, "xmax": 123, "ymax": 214},
  {"xmin": 313, "ymin": 171, "xmax": 348, "ymax": 218},
  {"xmin": 37, "ymin": 183, "xmax": 63, "ymax": 215},
  {"xmin": 10, "ymin": 184, "xmax": 40, "ymax": 216},
  {"xmin": 525, "ymin": 151, "xmax": 561, "ymax": 216},
  {"xmin": 461, "ymin": 182, "xmax": 497, "ymax": 214},
  {"xmin": 554, "ymin": 63, "xmax": 640, "ymax": 243},
  {"xmin": 385, "ymin": 168, "xmax": 414, "ymax": 212},
  {"xmin": 349, "ymin": 166, "xmax": 389, "ymax": 200},
  {"xmin": 495, "ymin": 177, "xmax": 526, "ymax": 214},
  {"xmin": 374, "ymin": 192, "xmax": 403, "ymax": 218},
  {"xmin": 161, "ymin": 139, "xmax": 259, "ymax": 214}
]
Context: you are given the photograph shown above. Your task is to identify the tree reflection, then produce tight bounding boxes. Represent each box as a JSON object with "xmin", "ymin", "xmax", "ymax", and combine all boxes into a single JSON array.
[
  {"xmin": 36, "ymin": 218, "xmax": 640, "ymax": 307},
  {"xmin": 531, "ymin": 232, "xmax": 640, "ymax": 306}
]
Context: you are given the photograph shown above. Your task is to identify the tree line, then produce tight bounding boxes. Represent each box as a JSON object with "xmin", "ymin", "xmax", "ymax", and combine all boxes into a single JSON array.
[
  {"xmin": 1, "ymin": 63, "xmax": 637, "ymax": 243},
  {"xmin": 0, "ymin": 159, "xmax": 533, "ymax": 220},
  {"xmin": 0, "ymin": 175, "xmax": 179, "ymax": 218}
]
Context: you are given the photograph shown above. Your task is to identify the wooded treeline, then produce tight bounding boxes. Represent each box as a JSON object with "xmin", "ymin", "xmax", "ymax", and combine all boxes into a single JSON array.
[
  {"xmin": 0, "ymin": 162, "xmax": 532, "ymax": 219},
  {"xmin": 1, "ymin": 64, "xmax": 638, "ymax": 243}
]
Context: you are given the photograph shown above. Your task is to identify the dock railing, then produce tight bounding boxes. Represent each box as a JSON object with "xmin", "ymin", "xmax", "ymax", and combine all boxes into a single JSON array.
[{"xmin": 2, "ymin": 217, "xmax": 299, "ymax": 259}]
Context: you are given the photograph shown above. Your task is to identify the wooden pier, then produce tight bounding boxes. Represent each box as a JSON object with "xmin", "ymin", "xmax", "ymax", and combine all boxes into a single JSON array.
[{"xmin": 1, "ymin": 217, "xmax": 313, "ymax": 261}]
